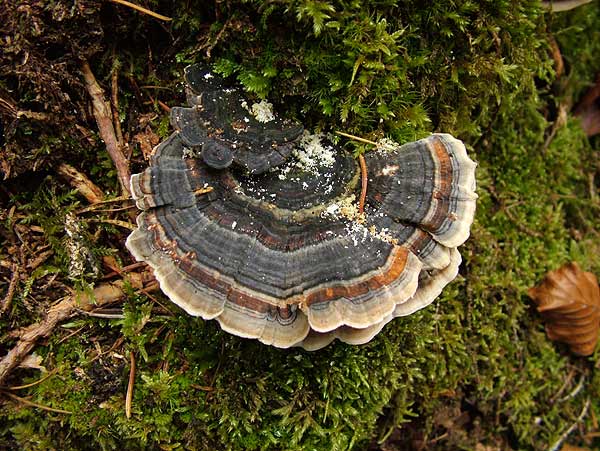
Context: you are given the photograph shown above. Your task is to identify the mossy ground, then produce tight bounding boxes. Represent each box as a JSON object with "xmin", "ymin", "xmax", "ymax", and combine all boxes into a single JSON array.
[{"xmin": 1, "ymin": 1, "xmax": 599, "ymax": 450}]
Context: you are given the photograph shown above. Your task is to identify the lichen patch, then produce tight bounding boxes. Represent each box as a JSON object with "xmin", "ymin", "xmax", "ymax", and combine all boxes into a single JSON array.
[{"xmin": 250, "ymin": 100, "xmax": 275, "ymax": 123}]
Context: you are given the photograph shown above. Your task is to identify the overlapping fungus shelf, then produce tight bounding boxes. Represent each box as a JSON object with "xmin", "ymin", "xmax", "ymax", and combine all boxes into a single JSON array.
[
  {"xmin": 170, "ymin": 65, "xmax": 303, "ymax": 174},
  {"xmin": 126, "ymin": 65, "xmax": 478, "ymax": 350}
]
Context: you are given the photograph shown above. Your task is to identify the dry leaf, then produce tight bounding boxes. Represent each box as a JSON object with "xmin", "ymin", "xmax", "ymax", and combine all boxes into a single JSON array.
[
  {"xmin": 560, "ymin": 445, "xmax": 594, "ymax": 451},
  {"xmin": 574, "ymin": 73, "xmax": 600, "ymax": 137},
  {"xmin": 529, "ymin": 262, "xmax": 600, "ymax": 356}
]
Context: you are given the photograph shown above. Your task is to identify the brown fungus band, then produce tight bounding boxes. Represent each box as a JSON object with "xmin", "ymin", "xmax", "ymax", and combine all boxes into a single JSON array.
[{"xmin": 126, "ymin": 65, "xmax": 478, "ymax": 350}]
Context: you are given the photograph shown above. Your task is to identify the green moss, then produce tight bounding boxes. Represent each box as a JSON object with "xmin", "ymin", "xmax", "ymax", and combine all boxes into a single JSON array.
[{"xmin": 1, "ymin": 1, "xmax": 600, "ymax": 450}]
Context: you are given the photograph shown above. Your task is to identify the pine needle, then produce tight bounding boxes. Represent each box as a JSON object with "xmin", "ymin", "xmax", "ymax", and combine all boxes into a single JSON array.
[
  {"xmin": 2, "ymin": 391, "xmax": 72, "ymax": 414},
  {"xmin": 125, "ymin": 351, "xmax": 136, "ymax": 419},
  {"xmin": 110, "ymin": 0, "xmax": 172, "ymax": 21}
]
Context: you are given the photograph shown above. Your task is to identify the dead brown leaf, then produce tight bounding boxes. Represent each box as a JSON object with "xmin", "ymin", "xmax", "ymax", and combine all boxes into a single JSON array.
[
  {"xmin": 529, "ymin": 262, "xmax": 600, "ymax": 356},
  {"xmin": 560, "ymin": 444, "xmax": 593, "ymax": 451},
  {"xmin": 574, "ymin": 73, "xmax": 600, "ymax": 137}
]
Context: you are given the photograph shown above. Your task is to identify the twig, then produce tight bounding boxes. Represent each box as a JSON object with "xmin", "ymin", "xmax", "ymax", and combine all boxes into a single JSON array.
[
  {"xmin": 137, "ymin": 286, "xmax": 174, "ymax": 315},
  {"xmin": 1, "ymin": 391, "xmax": 72, "ymax": 414},
  {"xmin": 27, "ymin": 250, "xmax": 54, "ymax": 271},
  {"xmin": 100, "ymin": 261, "xmax": 148, "ymax": 280},
  {"xmin": 335, "ymin": 130, "xmax": 378, "ymax": 146},
  {"xmin": 157, "ymin": 100, "xmax": 171, "ymax": 113},
  {"xmin": 1, "ymin": 263, "xmax": 19, "ymax": 315},
  {"xmin": 550, "ymin": 367, "xmax": 576, "ymax": 403},
  {"xmin": 559, "ymin": 375, "xmax": 586, "ymax": 402},
  {"xmin": 125, "ymin": 351, "xmax": 135, "ymax": 419},
  {"xmin": 81, "ymin": 60, "xmax": 131, "ymax": 196},
  {"xmin": 548, "ymin": 35, "xmax": 564, "ymax": 80},
  {"xmin": 334, "ymin": 131, "xmax": 371, "ymax": 213},
  {"xmin": 140, "ymin": 85, "xmax": 173, "ymax": 90},
  {"xmin": 75, "ymin": 308, "xmax": 124, "ymax": 319},
  {"xmin": 89, "ymin": 337, "xmax": 124, "ymax": 364},
  {"xmin": 548, "ymin": 398, "xmax": 591, "ymax": 451},
  {"xmin": 110, "ymin": 63, "xmax": 125, "ymax": 150},
  {"xmin": 205, "ymin": 17, "xmax": 232, "ymax": 58},
  {"xmin": 57, "ymin": 325, "xmax": 86, "ymax": 344},
  {"xmin": 85, "ymin": 218, "xmax": 136, "ymax": 230},
  {"xmin": 190, "ymin": 384, "xmax": 214, "ymax": 392},
  {"xmin": 0, "ymin": 97, "xmax": 17, "ymax": 117},
  {"xmin": 0, "ymin": 271, "xmax": 154, "ymax": 385},
  {"xmin": 75, "ymin": 195, "xmax": 133, "ymax": 214},
  {"xmin": 16, "ymin": 111, "xmax": 51, "ymax": 121},
  {"xmin": 56, "ymin": 163, "xmax": 104, "ymax": 204},
  {"xmin": 109, "ymin": 0, "xmax": 172, "ymax": 21},
  {"xmin": 428, "ymin": 432, "xmax": 449, "ymax": 444},
  {"xmin": 1, "ymin": 369, "xmax": 57, "ymax": 390},
  {"xmin": 80, "ymin": 205, "xmax": 137, "ymax": 214},
  {"xmin": 358, "ymin": 154, "xmax": 368, "ymax": 214}
]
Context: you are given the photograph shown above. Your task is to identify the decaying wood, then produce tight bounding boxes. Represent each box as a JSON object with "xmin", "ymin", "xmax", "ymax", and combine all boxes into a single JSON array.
[
  {"xmin": 81, "ymin": 60, "xmax": 132, "ymax": 196},
  {"xmin": 529, "ymin": 262, "xmax": 600, "ymax": 356},
  {"xmin": 56, "ymin": 163, "xmax": 105, "ymax": 204},
  {"xmin": 0, "ymin": 270, "xmax": 155, "ymax": 385}
]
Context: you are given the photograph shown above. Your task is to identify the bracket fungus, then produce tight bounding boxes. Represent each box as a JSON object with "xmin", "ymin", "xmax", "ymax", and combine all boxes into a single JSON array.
[
  {"xmin": 126, "ymin": 65, "xmax": 478, "ymax": 350},
  {"xmin": 170, "ymin": 66, "xmax": 303, "ymax": 174}
]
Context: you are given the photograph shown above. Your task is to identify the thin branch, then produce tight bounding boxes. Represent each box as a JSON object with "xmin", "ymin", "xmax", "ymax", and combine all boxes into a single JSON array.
[
  {"xmin": 157, "ymin": 100, "xmax": 171, "ymax": 113},
  {"xmin": 1, "ymin": 369, "xmax": 58, "ymax": 391},
  {"xmin": 100, "ymin": 261, "xmax": 148, "ymax": 280},
  {"xmin": 1, "ymin": 263, "xmax": 19, "ymax": 315},
  {"xmin": 333, "ymin": 131, "xmax": 370, "ymax": 214},
  {"xmin": 335, "ymin": 130, "xmax": 378, "ymax": 146},
  {"xmin": 75, "ymin": 195, "xmax": 133, "ymax": 214},
  {"xmin": 548, "ymin": 398, "xmax": 591, "ymax": 451},
  {"xmin": 89, "ymin": 337, "xmax": 124, "ymax": 364},
  {"xmin": 2, "ymin": 391, "xmax": 72, "ymax": 414},
  {"xmin": 56, "ymin": 163, "xmax": 104, "ymax": 204},
  {"xmin": 110, "ymin": 63, "xmax": 125, "ymax": 150},
  {"xmin": 559, "ymin": 375, "xmax": 586, "ymax": 402},
  {"xmin": 190, "ymin": 384, "xmax": 214, "ymax": 392},
  {"xmin": 81, "ymin": 60, "xmax": 131, "ymax": 196},
  {"xmin": 109, "ymin": 0, "xmax": 173, "ymax": 21},
  {"xmin": 125, "ymin": 351, "xmax": 135, "ymax": 419},
  {"xmin": 205, "ymin": 17, "xmax": 232, "ymax": 58},
  {"xmin": 85, "ymin": 218, "xmax": 136, "ymax": 230},
  {"xmin": 75, "ymin": 308, "xmax": 124, "ymax": 319},
  {"xmin": 358, "ymin": 154, "xmax": 368, "ymax": 214}
]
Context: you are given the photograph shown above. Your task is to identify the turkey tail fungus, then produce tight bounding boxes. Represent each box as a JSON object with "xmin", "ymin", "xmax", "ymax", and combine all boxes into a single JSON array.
[{"xmin": 126, "ymin": 65, "xmax": 478, "ymax": 349}]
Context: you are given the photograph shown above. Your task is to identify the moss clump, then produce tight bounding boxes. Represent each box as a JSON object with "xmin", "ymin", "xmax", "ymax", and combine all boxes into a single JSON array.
[{"xmin": 1, "ymin": 1, "xmax": 600, "ymax": 450}]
